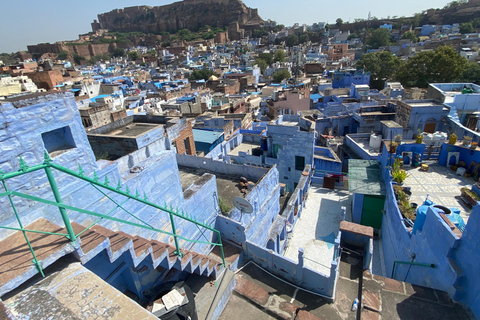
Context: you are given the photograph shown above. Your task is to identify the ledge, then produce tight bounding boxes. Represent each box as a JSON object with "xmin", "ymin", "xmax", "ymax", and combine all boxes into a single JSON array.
[{"xmin": 339, "ymin": 220, "xmax": 374, "ymax": 238}]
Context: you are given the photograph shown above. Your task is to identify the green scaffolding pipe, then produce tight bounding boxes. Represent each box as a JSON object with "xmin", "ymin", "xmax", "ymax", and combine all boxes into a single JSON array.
[
  {"xmin": 50, "ymin": 163, "xmax": 225, "ymax": 263},
  {"xmin": 74, "ymin": 197, "xmax": 130, "ymax": 238},
  {"xmin": 5, "ymin": 190, "xmax": 223, "ymax": 247},
  {"xmin": 0, "ymin": 161, "xmax": 226, "ymax": 267},
  {"xmin": 391, "ymin": 260, "xmax": 436, "ymax": 279},
  {"xmin": 45, "ymin": 166, "xmax": 76, "ymax": 242},
  {"xmin": 1, "ymin": 181, "xmax": 44, "ymax": 277},
  {"xmin": 90, "ymin": 183, "xmax": 156, "ymax": 231},
  {"xmin": 0, "ymin": 225, "xmax": 69, "ymax": 237},
  {"xmin": 0, "ymin": 164, "xmax": 47, "ymax": 181}
]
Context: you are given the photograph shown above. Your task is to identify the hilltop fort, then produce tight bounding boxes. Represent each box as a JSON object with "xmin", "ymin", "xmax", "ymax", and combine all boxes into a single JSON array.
[{"xmin": 93, "ymin": 0, "xmax": 264, "ymax": 39}]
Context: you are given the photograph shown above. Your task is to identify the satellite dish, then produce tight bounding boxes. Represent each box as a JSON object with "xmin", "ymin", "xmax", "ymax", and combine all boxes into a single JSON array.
[{"xmin": 233, "ymin": 197, "xmax": 253, "ymax": 214}]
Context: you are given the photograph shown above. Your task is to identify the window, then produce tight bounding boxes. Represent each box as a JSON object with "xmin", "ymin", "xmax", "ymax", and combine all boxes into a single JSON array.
[
  {"xmin": 42, "ymin": 126, "xmax": 76, "ymax": 156},
  {"xmin": 295, "ymin": 156, "xmax": 305, "ymax": 171}
]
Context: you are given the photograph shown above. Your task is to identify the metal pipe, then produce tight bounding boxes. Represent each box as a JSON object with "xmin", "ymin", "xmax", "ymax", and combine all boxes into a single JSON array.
[
  {"xmin": 169, "ymin": 212, "xmax": 182, "ymax": 257},
  {"xmin": 391, "ymin": 260, "xmax": 436, "ymax": 279},
  {"xmin": 1, "ymin": 181, "xmax": 44, "ymax": 276},
  {"xmin": 44, "ymin": 166, "xmax": 76, "ymax": 242}
]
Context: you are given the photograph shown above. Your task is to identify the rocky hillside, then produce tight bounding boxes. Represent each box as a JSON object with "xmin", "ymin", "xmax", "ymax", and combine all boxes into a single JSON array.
[{"xmin": 96, "ymin": 0, "xmax": 263, "ymax": 34}]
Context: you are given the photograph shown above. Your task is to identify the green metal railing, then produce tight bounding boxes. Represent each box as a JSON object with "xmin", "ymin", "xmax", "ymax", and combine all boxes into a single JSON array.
[{"xmin": 0, "ymin": 152, "xmax": 225, "ymax": 276}]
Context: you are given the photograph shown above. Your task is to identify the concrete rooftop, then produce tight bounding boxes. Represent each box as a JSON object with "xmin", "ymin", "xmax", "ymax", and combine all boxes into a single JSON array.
[
  {"xmin": 284, "ymin": 184, "xmax": 352, "ymax": 275},
  {"xmin": 102, "ymin": 123, "xmax": 161, "ymax": 137},
  {"xmin": 228, "ymin": 142, "xmax": 262, "ymax": 157},
  {"xmin": 403, "ymin": 162, "xmax": 472, "ymax": 223},
  {"xmin": 178, "ymin": 166, "xmax": 249, "ymax": 208}
]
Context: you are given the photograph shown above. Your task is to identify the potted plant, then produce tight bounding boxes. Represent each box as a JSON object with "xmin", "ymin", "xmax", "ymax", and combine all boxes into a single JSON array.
[
  {"xmin": 461, "ymin": 187, "xmax": 480, "ymax": 206},
  {"xmin": 449, "ymin": 132, "xmax": 457, "ymax": 145},
  {"xmin": 416, "ymin": 129, "xmax": 424, "ymax": 144},
  {"xmin": 394, "ymin": 134, "xmax": 403, "ymax": 143},
  {"xmin": 471, "ymin": 141, "xmax": 478, "ymax": 150},
  {"xmin": 399, "ymin": 199, "xmax": 416, "ymax": 221},
  {"xmin": 392, "ymin": 169, "xmax": 408, "ymax": 185},
  {"xmin": 463, "ymin": 136, "xmax": 472, "ymax": 147},
  {"xmin": 391, "ymin": 141, "xmax": 398, "ymax": 153}
]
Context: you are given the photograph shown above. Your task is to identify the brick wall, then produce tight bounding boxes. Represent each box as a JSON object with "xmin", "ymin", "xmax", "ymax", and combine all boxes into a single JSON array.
[
  {"xmin": 26, "ymin": 70, "xmax": 64, "ymax": 90},
  {"xmin": 174, "ymin": 121, "xmax": 196, "ymax": 155}
]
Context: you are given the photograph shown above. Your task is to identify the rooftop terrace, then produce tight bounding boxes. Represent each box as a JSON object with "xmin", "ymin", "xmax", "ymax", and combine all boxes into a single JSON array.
[
  {"xmin": 178, "ymin": 166, "xmax": 254, "ymax": 210},
  {"xmin": 284, "ymin": 184, "xmax": 351, "ymax": 275},
  {"xmin": 403, "ymin": 162, "xmax": 472, "ymax": 223}
]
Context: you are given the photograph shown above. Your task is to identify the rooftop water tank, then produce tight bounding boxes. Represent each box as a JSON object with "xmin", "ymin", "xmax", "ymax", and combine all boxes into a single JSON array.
[
  {"xmin": 413, "ymin": 198, "xmax": 434, "ymax": 234},
  {"xmin": 369, "ymin": 134, "xmax": 382, "ymax": 149}
]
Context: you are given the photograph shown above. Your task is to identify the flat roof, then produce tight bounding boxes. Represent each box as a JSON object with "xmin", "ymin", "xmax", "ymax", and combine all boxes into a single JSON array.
[
  {"xmin": 380, "ymin": 120, "xmax": 402, "ymax": 128},
  {"xmin": 228, "ymin": 142, "xmax": 262, "ymax": 156},
  {"xmin": 102, "ymin": 123, "xmax": 161, "ymax": 137},
  {"xmin": 348, "ymin": 160, "xmax": 385, "ymax": 196},
  {"xmin": 192, "ymin": 129, "xmax": 224, "ymax": 144}
]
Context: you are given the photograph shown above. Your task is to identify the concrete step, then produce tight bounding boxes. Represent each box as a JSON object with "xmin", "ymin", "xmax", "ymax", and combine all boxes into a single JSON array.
[
  {"xmin": 0, "ymin": 218, "xmax": 75, "ymax": 297},
  {"xmin": 0, "ymin": 219, "xmax": 226, "ymax": 297}
]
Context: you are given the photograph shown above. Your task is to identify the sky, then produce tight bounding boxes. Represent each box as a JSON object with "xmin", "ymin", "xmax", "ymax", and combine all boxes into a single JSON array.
[{"xmin": 0, "ymin": 0, "xmax": 452, "ymax": 53}]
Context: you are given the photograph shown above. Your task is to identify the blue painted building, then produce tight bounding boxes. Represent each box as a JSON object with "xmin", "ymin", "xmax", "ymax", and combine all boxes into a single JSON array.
[
  {"xmin": 192, "ymin": 128, "xmax": 225, "ymax": 155},
  {"xmin": 378, "ymin": 142, "xmax": 480, "ymax": 319},
  {"xmin": 332, "ymin": 69, "xmax": 371, "ymax": 89}
]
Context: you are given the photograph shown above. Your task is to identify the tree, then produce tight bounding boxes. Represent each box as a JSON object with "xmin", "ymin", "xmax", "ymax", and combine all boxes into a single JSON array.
[
  {"xmin": 285, "ymin": 34, "xmax": 299, "ymax": 47},
  {"xmin": 72, "ymin": 53, "xmax": 85, "ymax": 65},
  {"xmin": 401, "ymin": 31, "xmax": 418, "ymax": 43},
  {"xmin": 257, "ymin": 52, "xmax": 273, "ymax": 66},
  {"xmin": 111, "ymin": 48, "xmax": 125, "ymax": 58},
  {"xmin": 253, "ymin": 29, "xmax": 268, "ymax": 38},
  {"xmin": 253, "ymin": 58, "xmax": 268, "ymax": 73},
  {"xmin": 348, "ymin": 33, "xmax": 358, "ymax": 40},
  {"xmin": 202, "ymin": 31, "xmax": 215, "ymax": 39},
  {"xmin": 88, "ymin": 54, "xmax": 111, "ymax": 65},
  {"xmin": 460, "ymin": 22, "xmax": 474, "ymax": 34},
  {"xmin": 395, "ymin": 46, "xmax": 468, "ymax": 87},
  {"xmin": 460, "ymin": 62, "xmax": 480, "ymax": 84},
  {"xmin": 272, "ymin": 69, "xmax": 291, "ymax": 83},
  {"xmin": 273, "ymin": 49, "xmax": 286, "ymax": 63},
  {"xmin": 57, "ymin": 50, "xmax": 68, "ymax": 60},
  {"xmin": 128, "ymin": 51, "xmax": 139, "ymax": 61},
  {"xmin": 299, "ymin": 34, "xmax": 310, "ymax": 44},
  {"xmin": 190, "ymin": 69, "xmax": 218, "ymax": 81},
  {"xmin": 356, "ymin": 51, "xmax": 403, "ymax": 89},
  {"xmin": 336, "ymin": 18, "xmax": 343, "ymax": 27},
  {"xmin": 366, "ymin": 28, "xmax": 391, "ymax": 49}
]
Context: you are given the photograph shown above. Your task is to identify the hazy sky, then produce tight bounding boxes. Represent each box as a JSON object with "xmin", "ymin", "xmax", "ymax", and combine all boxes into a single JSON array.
[{"xmin": 1, "ymin": 0, "xmax": 451, "ymax": 53}]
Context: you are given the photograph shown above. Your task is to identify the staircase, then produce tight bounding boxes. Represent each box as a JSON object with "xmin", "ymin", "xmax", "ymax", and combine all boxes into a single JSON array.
[{"xmin": 0, "ymin": 218, "xmax": 224, "ymax": 298}]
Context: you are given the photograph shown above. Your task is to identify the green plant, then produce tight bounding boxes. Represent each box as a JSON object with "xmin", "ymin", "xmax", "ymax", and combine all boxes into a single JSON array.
[
  {"xmin": 399, "ymin": 199, "xmax": 416, "ymax": 220},
  {"xmin": 393, "ymin": 185, "xmax": 408, "ymax": 202},
  {"xmin": 416, "ymin": 129, "xmax": 424, "ymax": 144},
  {"xmin": 461, "ymin": 187, "xmax": 480, "ymax": 201},
  {"xmin": 392, "ymin": 169, "xmax": 408, "ymax": 184},
  {"xmin": 219, "ymin": 197, "xmax": 233, "ymax": 215}
]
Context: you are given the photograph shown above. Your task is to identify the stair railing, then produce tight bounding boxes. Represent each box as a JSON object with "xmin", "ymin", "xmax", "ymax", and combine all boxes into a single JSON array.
[{"xmin": 0, "ymin": 152, "xmax": 225, "ymax": 276}]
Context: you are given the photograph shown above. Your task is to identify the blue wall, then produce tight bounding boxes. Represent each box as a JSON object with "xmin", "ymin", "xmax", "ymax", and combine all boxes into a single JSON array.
[
  {"xmin": 438, "ymin": 142, "xmax": 480, "ymax": 168},
  {"xmin": 379, "ymin": 142, "xmax": 480, "ymax": 318}
]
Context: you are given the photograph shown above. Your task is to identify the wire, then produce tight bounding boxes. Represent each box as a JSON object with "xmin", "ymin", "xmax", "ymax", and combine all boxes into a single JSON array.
[{"xmin": 236, "ymin": 260, "xmax": 334, "ymax": 300}]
